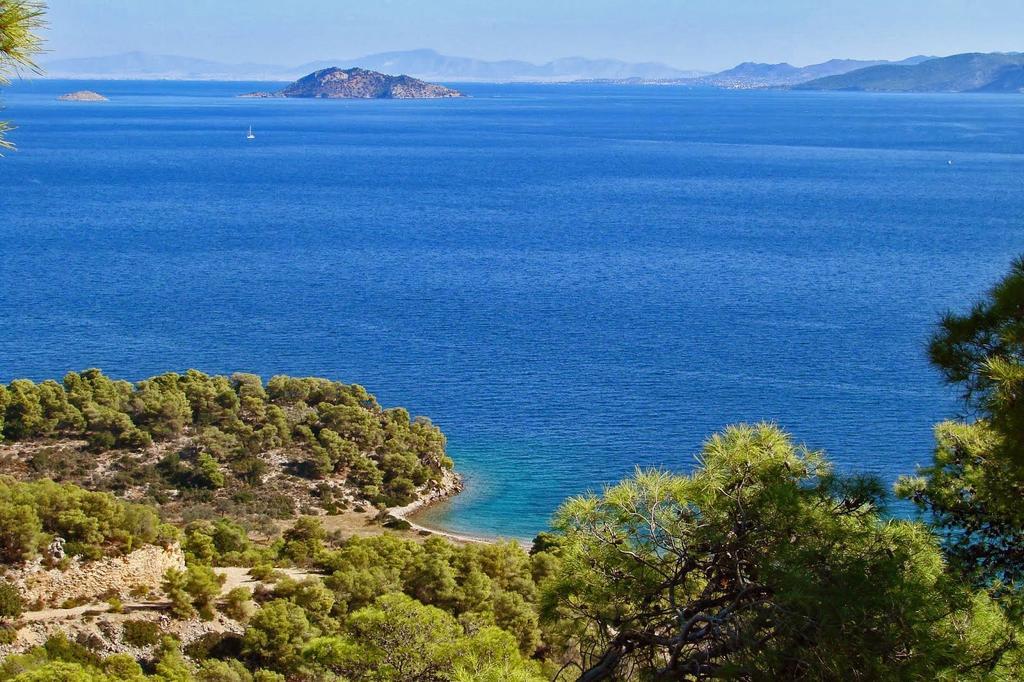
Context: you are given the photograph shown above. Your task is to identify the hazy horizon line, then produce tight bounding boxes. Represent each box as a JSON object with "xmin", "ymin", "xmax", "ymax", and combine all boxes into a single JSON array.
[{"xmin": 39, "ymin": 46, "xmax": 969, "ymax": 73}]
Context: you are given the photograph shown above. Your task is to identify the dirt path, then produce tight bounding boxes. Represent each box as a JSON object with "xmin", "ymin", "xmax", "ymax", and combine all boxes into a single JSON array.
[
  {"xmin": 17, "ymin": 601, "xmax": 161, "ymax": 623},
  {"xmin": 215, "ymin": 566, "xmax": 318, "ymax": 592},
  {"xmin": 17, "ymin": 566, "xmax": 319, "ymax": 624}
]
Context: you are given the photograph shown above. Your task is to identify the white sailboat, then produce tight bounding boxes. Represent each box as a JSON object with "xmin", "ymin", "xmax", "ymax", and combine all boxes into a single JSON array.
[{"xmin": 246, "ymin": 125, "xmax": 255, "ymax": 140}]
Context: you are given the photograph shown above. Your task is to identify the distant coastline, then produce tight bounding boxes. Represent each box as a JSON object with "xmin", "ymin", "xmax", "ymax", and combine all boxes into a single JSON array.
[
  {"xmin": 33, "ymin": 49, "xmax": 1024, "ymax": 94},
  {"xmin": 796, "ymin": 52, "xmax": 1024, "ymax": 93},
  {"xmin": 38, "ymin": 48, "xmax": 706, "ymax": 83}
]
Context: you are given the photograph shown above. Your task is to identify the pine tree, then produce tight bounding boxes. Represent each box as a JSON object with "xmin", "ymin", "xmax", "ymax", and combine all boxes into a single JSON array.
[{"xmin": 0, "ymin": 1, "xmax": 45, "ymax": 150}]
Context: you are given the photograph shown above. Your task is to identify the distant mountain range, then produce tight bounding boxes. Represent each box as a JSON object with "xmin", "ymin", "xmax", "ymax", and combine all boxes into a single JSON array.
[
  {"xmin": 40, "ymin": 49, "xmax": 707, "ymax": 82},
  {"xmin": 38, "ymin": 49, "xmax": 1024, "ymax": 93},
  {"xmin": 691, "ymin": 56, "xmax": 934, "ymax": 89},
  {"xmin": 795, "ymin": 52, "xmax": 1024, "ymax": 92},
  {"xmin": 42, "ymin": 52, "xmax": 286, "ymax": 81},
  {"xmin": 40, "ymin": 48, "xmax": 915, "ymax": 85}
]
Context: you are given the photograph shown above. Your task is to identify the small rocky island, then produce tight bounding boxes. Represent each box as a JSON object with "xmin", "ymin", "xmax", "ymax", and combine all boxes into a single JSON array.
[
  {"xmin": 241, "ymin": 66, "xmax": 463, "ymax": 99},
  {"xmin": 57, "ymin": 90, "xmax": 108, "ymax": 102}
]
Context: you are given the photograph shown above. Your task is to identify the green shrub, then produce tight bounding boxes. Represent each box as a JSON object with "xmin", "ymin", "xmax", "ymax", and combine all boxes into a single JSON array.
[
  {"xmin": 248, "ymin": 564, "xmax": 277, "ymax": 582},
  {"xmin": 59, "ymin": 596, "xmax": 88, "ymax": 610},
  {"xmin": 196, "ymin": 659, "xmax": 254, "ymax": 682},
  {"xmin": 0, "ymin": 581, "xmax": 23, "ymax": 620},
  {"xmin": 129, "ymin": 584, "xmax": 152, "ymax": 601},
  {"xmin": 185, "ymin": 565, "xmax": 225, "ymax": 613},
  {"xmin": 184, "ymin": 631, "xmax": 244, "ymax": 661},
  {"xmin": 241, "ymin": 599, "xmax": 315, "ymax": 674},
  {"xmin": 223, "ymin": 587, "xmax": 254, "ymax": 622},
  {"xmin": 163, "ymin": 565, "xmax": 225, "ymax": 620},
  {"xmin": 121, "ymin": 619, "xmax": 161, "ymax": 647},
  {"xmin": 280, "ymin": 517, "xmax": 325, "ymax": 566},
  {"xmin": 194, "ymin": 452, "xmax": 226, "ymax": 489},
  {"xmin": 0, "ymin": 477, "xmax": 169, "ymax": 564},
  {"xmin": 0, "ymin": 500, "xmax": 42, "ymax": 564},
  {"xmin": 42, "ymin": 633, "xmax": 102, "ymax": 667},
  {"xmin": 382, "ymin": 515, "xmax": 412, "ymax": 531},
  {"xmin": 162, "ymin": 568, "xmax": 195, "ymax": 620},
  {"xmin": 103, "ymin": 653, "xmax": 145, "ymax": 679}
]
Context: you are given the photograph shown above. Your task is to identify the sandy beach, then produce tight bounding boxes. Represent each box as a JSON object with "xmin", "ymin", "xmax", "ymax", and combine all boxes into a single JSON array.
[{"xmin": 389, "ymin": 469, "xmax": 529, "ymax": 548}]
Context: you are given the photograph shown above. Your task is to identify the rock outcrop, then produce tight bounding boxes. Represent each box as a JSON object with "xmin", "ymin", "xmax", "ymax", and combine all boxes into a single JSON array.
[
  {"xmin": 389, "ymin": 469, "xmax": 464, "ymax": 520},
  {"xmin": 7, "ymin": 544, "xmax": 185, "ymax": 609},
  {"xmin": 242, "ymin": 67, "xmax": 463, "ymax": 99},
  {"xmin": 58, "ymin": 90, "xmax": 108, "ymax": 102}
]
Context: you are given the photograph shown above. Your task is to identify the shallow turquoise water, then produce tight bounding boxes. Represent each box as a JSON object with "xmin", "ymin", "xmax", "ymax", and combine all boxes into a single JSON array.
[{"xmin": 2, "ymin": 80, "xmax": 1024, "ymax": 539}]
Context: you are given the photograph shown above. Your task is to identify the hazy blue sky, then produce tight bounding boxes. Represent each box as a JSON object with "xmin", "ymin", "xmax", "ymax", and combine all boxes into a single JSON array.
[{"xmin": 44, "ymin": 0, "xmax": 1024, "ymax": 70}]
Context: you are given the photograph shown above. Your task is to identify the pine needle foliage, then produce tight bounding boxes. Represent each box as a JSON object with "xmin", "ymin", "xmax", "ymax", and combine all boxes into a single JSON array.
[
  {"xmin": 0, "ymin": 0, "xmax": 46, "ymax": 150},
  {"xmin": 900, "ymin": 255, "xmax": 1024, "ymax": 591}
]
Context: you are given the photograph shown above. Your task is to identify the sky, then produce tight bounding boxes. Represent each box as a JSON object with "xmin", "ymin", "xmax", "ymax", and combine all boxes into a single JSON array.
[{"xmin": 42, "ymin": 0, "xmax": 1024, "ymax": 71}]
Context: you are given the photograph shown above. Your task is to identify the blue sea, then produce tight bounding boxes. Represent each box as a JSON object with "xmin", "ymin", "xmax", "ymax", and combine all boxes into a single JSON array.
[{"xmin": 2, "ymin": 79, "xmax": 1024, "ymax": 540}]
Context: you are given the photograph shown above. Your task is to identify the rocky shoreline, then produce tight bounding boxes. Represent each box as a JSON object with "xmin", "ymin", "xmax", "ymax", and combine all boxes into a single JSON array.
[{"xmin": 389, "ymin": 468, "xmax": 462, "ymax": 518}]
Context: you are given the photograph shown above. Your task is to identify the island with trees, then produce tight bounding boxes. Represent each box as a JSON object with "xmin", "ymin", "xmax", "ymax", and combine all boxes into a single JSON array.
[{"xmin": 240, "ymin": 67, "xmax": 464, "ymax": 99}]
